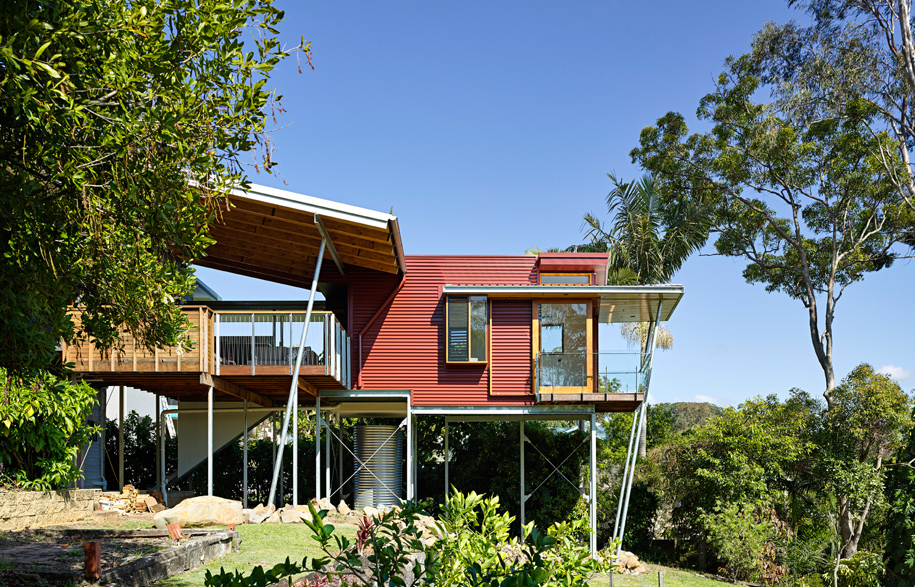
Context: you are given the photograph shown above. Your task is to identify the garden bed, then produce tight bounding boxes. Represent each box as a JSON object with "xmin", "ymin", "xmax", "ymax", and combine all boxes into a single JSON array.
[{"xmin": 0, "ymin": 527, "xmax": 238, "ymax": 586}]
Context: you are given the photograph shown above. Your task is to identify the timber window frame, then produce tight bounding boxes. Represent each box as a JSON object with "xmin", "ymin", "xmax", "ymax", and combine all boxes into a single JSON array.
[
  {"xmin": 539, "ymin": 272, "xmax": 593, "ymax": 285},
  {"xmin": 446, "ymin": 295, "xmax": 488, "ymax": 364}
]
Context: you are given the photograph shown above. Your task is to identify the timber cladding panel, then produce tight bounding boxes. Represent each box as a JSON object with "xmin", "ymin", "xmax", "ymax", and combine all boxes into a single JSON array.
[
  {"xmin": 354, "ymin": 256, "xmax": 538, "ymax": 406},
  {"xmin": 490, "ymin": 300, "xmax": 533, "ymax": 396}
]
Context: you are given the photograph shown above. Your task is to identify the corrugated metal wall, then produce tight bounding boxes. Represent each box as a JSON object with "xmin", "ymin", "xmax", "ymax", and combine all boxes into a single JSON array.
[{"xmin": 350, "ymin": 256, "xmax": 538, "ymax": 406}]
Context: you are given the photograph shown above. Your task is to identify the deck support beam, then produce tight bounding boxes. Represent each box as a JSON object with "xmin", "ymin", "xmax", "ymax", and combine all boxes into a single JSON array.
[{"xmin": 199, "ymin": 374, "xmax": 273, "ymax": 408}]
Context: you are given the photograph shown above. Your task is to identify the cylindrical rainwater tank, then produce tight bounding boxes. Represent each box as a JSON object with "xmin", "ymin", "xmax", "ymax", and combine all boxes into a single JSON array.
[{"xmin": 354, "ymin": 425, "xmax": 403, "ymax": 509}]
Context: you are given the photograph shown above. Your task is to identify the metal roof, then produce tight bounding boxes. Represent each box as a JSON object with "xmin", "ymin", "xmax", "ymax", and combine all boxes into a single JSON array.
[
  {"xmin": 441, "ymin": 284, "xmax": 684, "ymax": 323},
  {"xmin": 196, "ymin": 183, "xmax": 406, "ymax": 285}
]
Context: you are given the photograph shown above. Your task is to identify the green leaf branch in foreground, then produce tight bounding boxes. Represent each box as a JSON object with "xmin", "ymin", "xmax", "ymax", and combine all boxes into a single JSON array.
[
  {"xmin": 0, "ymin": 368, "xmax": 100, "ymax": 489},
  {"xmin": 0, "ymin": 0, "xmax": 308, "ymax": 376}
]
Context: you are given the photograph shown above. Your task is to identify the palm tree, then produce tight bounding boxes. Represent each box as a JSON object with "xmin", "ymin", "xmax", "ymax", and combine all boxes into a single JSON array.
[
  {"xmin": 583, "ymin": 172, "xmax": 708, "ymax": 455},
  {"xmin": 583, "ymin": 173, "xmax": 708, "ymax": 285}
]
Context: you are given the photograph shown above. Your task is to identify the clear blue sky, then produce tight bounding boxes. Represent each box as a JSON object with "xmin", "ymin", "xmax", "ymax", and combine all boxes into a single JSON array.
[{"xmin": 195, "ymin": 0, "xmax": 915, "ymax": 407}]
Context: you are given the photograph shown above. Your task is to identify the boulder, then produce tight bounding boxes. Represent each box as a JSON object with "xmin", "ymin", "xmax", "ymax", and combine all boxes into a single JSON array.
[
  {"xmin": 316, "ymin": 497, "xmax": 336, "ymax": 513},
  {"xmin": 253, "ymin": 503, "xmax": 275, "ymax": 516},
  {"xmin": 362, "ymin": 506, "xmax": 380, "ymax": 518},
  {"xmin": 153, "ymin": 496, "xmax": 244, "ymax": 529},
  {"xmin": 266, "ymin": 510, "xmax": 283, "ymax": 523},
  {"xmin": 281, "ymin": 509, "xmax": 303, "ymax": 523},
  {"xmin": 337, "ymin": 501, "xmax": 351, "ymax": 516}
]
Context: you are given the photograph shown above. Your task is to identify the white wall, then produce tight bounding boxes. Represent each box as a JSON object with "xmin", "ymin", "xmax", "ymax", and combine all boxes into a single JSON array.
[{"xmin": 176, "ymin": 401, "xmax": 275, "ymax": 478}]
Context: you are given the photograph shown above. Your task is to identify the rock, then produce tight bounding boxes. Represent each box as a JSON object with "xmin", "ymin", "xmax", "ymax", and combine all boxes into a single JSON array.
[
  {"xmin": 153, "ymin": 496, "xmax": 244, "ymax": 529},
  {"xmin": 337, "ymin": 501, "xmax": 350, "ymax": 515},
  {"xmin": 626, "ymin": 555, "xmax": 640, "ymax": 570},
  {"xmin": 281, "ymin": 509, "xmax": 303, "ymax": 523},
  {"xmin": 253, "ymin": 503, "xmax": 275, "ymax": 516},
  {"xmin": 266, "ymin": 510, "xmax": 283, "ymax": 523},
  {"xmin": 362, "ymin": 506, "xmax": 380, "ymax": 518},
  {"xmin": 316, "ymin": 497, "xmax": 335, "ymax": 513}
]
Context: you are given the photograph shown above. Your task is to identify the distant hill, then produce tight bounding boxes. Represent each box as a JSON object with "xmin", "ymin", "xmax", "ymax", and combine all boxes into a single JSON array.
[{"xmin": 656, "ymin": 402, "xmax": 725, "ymax": 433}]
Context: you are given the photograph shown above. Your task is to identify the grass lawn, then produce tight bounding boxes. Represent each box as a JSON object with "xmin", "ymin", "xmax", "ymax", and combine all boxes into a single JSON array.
[
  {"xmin": 155, "ymin": 519, "xmax": 358, "ymax": 587},
  {"xmin": 589, "ymin": 564, "xmax": 728, "ymax": 587}
]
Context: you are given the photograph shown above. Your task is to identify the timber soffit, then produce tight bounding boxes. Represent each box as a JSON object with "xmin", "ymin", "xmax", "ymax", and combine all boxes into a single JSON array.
[
  {"xmin": 198, "ymin": 183, "xmax": 407, "ymax": 277},
  {"xmin": 441, "ymin": 284, "xmax": 684, "ymax": 323}
]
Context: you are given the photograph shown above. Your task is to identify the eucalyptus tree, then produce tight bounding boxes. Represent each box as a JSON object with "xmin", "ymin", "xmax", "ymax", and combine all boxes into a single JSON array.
[
  {"xmin": 632, "ymin": 54, "xmax": 915, "ymax": 405},
  {"xmin": 752, "ymin": 0, "xmax": 915, "ymax": 214},
  {"xmin": 0, "ymin": 0, "xmax": 307, "ymax": 376}
]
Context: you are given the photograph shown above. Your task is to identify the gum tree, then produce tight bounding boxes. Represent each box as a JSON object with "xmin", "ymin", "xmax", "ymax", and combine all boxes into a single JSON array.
[
  {"xmin": 0, "ymin": 0, "xmax": 308, "ymax": 376},
  {"xmin": 632, "ymin": 54, "xmax": 915, "ymax": 406}
]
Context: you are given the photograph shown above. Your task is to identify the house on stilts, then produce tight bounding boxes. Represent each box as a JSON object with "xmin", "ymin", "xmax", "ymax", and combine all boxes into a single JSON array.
[{"xmin": 65, "ymin": 184, "xmax": 683, "ymax": 554}]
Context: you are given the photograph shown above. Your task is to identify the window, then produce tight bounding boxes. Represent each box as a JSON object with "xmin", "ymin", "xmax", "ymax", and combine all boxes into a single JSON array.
[
  {"xmin": 446, "ymin": 296, "xmax": 487, "ymax": 363},
  {"xmin": 539, "ymin": 273, "xmax": 592, "ymax": 285}
]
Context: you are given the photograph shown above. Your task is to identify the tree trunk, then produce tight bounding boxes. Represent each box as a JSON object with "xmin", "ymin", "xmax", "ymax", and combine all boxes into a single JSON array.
[{"xmin": 838, "ymin": 495, "xmax": 857, "ymax": 559}]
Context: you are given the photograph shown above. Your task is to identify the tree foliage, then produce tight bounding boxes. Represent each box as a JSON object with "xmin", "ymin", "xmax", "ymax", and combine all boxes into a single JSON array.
[
  {"xmin": 0, "ymin": 368, "xmax": 99, "ymax": 489},
  {"xmin": 0, "ymin": 0, "xmax": 305, "ymax": 376},
  {"xmin": 761, "ymin": 0, "xmax": 915, "ymax": 214},
  {"xmin": 632, "ymin": 52, "xmax": 915, "ymax": 400}
]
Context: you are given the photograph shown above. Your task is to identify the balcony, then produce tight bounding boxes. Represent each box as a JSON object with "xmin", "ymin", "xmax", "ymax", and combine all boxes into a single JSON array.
[
  {"xmin": 534, "ymin": 351, "xmax": 649, "ymax": 411},
  {"xmin": 63, "ymin": 305, "xmax": 351, "ymax": 400}
]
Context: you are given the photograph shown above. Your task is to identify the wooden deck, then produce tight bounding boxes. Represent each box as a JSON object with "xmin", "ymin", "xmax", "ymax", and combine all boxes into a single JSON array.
[{"xmin": 63, "ymin": 306, "xmax": 346, "ymax": 407}]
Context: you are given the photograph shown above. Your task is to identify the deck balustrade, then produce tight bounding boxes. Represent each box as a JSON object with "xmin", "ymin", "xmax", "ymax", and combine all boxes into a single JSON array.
[{"xmin": 63, "ymin": 306, "xmax": 351, "ymax": 387}]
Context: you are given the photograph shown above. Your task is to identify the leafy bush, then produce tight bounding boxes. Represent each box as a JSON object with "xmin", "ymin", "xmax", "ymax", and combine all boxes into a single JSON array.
[
  {"xmin": 702, "ymin": 501, "xmax": 788, "ymax": 584},
  {"xmin": 832, "ymin": 550, "xmax": 883, "ymax": 587},
  {"xmin": 0, "ymin": 369, "xmax": 99, "ymax": 489},
  {"xmin": 205, "ymin": 491, "xmax": 611, "ymax": 587}
]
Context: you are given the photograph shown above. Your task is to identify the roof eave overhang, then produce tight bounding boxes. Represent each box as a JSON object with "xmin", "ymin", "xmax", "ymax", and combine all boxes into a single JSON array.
[{"xmin": 442, "ymin": 284, "xmax": 684, "ymax": 323}]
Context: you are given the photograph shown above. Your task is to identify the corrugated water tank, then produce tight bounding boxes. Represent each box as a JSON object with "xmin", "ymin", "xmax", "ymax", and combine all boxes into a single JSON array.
[{"xmin": 354, "ymin": 425, "xmax": 403, "ymax": 509}]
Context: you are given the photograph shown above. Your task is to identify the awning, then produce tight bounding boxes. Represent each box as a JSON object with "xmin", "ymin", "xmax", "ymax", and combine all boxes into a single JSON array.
[
  {"xmin": 441, "ymin": 284, "xmax": 684, "ymax": 323},
  {"xmin": 196, "ymin": 183, "xmax": 406, "ymax": 286}
]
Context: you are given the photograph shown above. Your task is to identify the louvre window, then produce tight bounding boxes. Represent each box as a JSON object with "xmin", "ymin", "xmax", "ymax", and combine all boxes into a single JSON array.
[{"xmin": 446, "ymin": 296, "xmax": 487, "ymax": 362}]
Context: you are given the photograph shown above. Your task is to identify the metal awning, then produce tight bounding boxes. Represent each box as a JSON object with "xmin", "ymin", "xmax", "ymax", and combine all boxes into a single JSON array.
[
  {"xmin": 196, "ymin": 183, "xmax": 406, "ymax": 285},
  {"xmin": 441, "ymin": 284, "xmax": 684, "ymax": 323}
]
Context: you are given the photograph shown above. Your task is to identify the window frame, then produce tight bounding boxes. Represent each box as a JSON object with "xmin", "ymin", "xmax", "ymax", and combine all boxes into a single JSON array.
[
  {"xmin": 445, "ymin": 295, "xmax": 489, "ymax": 364},
  {"xmin": 538, "ymin": 272, "xmax": 594, "ymax": 285}
]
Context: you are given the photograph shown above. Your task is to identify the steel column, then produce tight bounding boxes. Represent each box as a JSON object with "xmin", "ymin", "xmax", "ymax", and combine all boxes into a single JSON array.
[
  {"xmin": 118, "ymin": 385, "xmax": 124, "ymax": 491},
  {"xmin": 293, "ymin": 388, "xmax": 298, "ymax": 507},
  {"xmin": 243, "ymin": 400, "xmax": 248, "ymax": 509},
  {"xmin": 315, "ymin": 394, "xmax": 322, "ymax": 501},
  {"xmin": 406, "ymin": 401, "xmax": 414, "ymax": 500},
  {"xmin": 444, "ymin": 419, "xmax": 449, "ymax": 498},
  {"xmin": 207, "ymin": 385, "xmax": 214, "ymax": 496},
  {"xmin": 325, "ymin": 410, "xmax": 331, "ymax": 499},
  {"xmin": 613, "ymin": 406, "xmax": 640, "ymax": 541},
  {"xmin": 616, "ymin": 299, "xmax": 663, "ymax": 555},
  {"xmin": 520, "ymin": 419, "xmax": 525, "ymax": 527},
  {"xmin": 590, "ymin": 412, "xmax": 598, "ymax": 555},
  {"xmin": 267, "ymin": 237, "xmax": 327, "ymax": 507},
  {"xmin": 155, "ymin": 393, "xmax": 161, "ymax": 493}
]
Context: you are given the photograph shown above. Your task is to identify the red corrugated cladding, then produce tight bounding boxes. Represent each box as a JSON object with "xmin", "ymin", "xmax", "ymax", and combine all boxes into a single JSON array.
[{"xmin": 341, "ymin": 255, "xmax": 539, "ymax": 406}]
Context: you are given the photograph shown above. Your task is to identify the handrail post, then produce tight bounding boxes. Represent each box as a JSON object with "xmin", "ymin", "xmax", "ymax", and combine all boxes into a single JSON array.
[{"xmin": 251, "ymin": 313, "xmax": 256, "ymax": 376}]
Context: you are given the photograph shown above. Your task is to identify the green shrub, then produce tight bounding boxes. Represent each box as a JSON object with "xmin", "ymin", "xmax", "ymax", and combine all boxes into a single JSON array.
[
  {"xmin": 702, "ymin": 501, "xmax": 788, "ymax": 585},
  {"xmin": 0, "ymin": 369, "xmax": 99, "ymax": 489},
  {"xmin": 832, "ymin": 551, "xmax": 883, "ymax": 587}
]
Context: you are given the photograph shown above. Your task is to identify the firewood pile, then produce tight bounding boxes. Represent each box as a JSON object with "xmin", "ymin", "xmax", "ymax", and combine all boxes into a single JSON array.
[{"xmin": 97, "ymin": 485, "xmax": 165, "ymax": 513}]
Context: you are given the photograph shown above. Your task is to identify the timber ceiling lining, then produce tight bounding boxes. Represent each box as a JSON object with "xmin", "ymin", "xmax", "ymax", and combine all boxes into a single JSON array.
[{"xmin": 196, "ymin": 186, "xmax": 403, "ymax": 282}]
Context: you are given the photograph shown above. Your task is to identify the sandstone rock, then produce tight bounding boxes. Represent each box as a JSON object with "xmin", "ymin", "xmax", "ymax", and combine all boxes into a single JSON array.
[
  {"xmin": 253, "ymin": 503, "xmax": 275, "ymax": 516},
  {"xmin": 337, "ymin": 501, "xmax": 350, "ymax": 515},
  {"xmin": 626, "ymin": 555, "xmax": 640, "ymax": 570},
  {"xmin": 266, "ymin": 510, "xmax": 283, "ymax": 523},
  {"xmin": 153, "ymin": 496, "xmax": 244, "ymax": 529},
  {"xmin": 281, "ymin": 509, "xmax": 303, "ymax": 523},
  {"xmin": 316, "ymin": 497, "xmax": 335, "ymax": 513}
]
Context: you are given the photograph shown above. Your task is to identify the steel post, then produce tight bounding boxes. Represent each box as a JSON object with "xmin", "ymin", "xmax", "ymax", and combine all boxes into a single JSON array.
[
  {"xmin": 267, "ymin": 237, "xmax": 326, "ymax": 507},
  {"xmin": 243, "ymin": 400, "xmax": 248, "ymax": 509}
]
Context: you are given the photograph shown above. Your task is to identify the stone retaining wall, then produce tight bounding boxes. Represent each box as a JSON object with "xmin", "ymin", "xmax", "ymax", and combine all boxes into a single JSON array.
[{"xmin": 0, "ymin": 488, "xmax": 100, "ymax": 530}]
